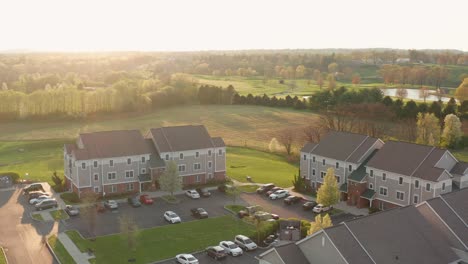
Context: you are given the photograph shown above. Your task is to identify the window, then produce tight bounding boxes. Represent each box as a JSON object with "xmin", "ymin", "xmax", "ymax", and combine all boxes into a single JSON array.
[
  {"xmin": 348, "ymin": 165, "xmax": 353, "ymax": 172},
  {"xmin": 399, "ymin": 177, "xmax": 403, "ymax": 185},
  {"xmin": 208, "ymin": 161, "xmax": 212, "ymax": 168},
  {"xmin": 369, "ymin": 183, "xmax": 374, "ymax": 189},
  {"xmin": 208, "ymin": 150, "xmax": 212, "ymax": 156},
  {"xmin": 94, "ymin": 186, "xmax": 99, "ymax": 193},
  {"xmin": 312, "ymin": 156, "xmax": 316, "ymax": 162},
  {"xmin": 382, "ymin": 173, "xmax": 386, "ymax": 181},
  {"xmin": 312, "ymin": 169, "xmax": 316, "ymax": 176},
  {"xmin": 369, "ymin": 170, "xmax": 374, "ymax": 177},
  {"xmin": 396, "ymin": 191, "xmax": 404, "ymax": 201},
  {"xmin": 322, "ymin": 159, "xmax": 326, "ymax": 165},
  {"xmin": 320, "ymin": 171, "xmax": 326, "ymax": 179},
  {"xmin": 303, "ymin": 155, "xmax": 307, "ymax": 161},
  {"xmin": 336, "ymin": 162, "xmax": 339, "ymax": 169},
  {"xmin": 81, "ymin": 162, "xmax": 86, "ymax": 169},
  {"xmin": 336, "ymin": 176, "xmax": 340, "ymax": 183},
  {"xmin": 178, "ymin": 165, "xmax": 186, "ymax": 172},
  {"xmin": 218, "ymin": 149, "xmax": 223, "ymax": 155},
  {"xmin": 413, "ymin": 195, "xmax": 419, "ymax": 204},
  {"xmin": 379, "ymin": 187, "xmax": 388, "ymax": 196},
  {"xmin": 110, "ymin": 185, "xmax": 116, "ymax": 193},
  {"xmin": 179, "ymin": 153, "xmax": 184, "ymax": 160},
  {"xmin": 141, "ymin": 168, "xmax": 146, "ymax": 174},
  {"xmin": 442, "ymin": 182, "xmax": 446, "ymax": 191},
  {"xmin": 125, "ymin": 170, "xmax": 134, "ymax": 178},
  {"xmin": 194, "ymin": 163, "xmax": 201, "ymax": 170},
  {"xmin": 415, "ymin": 180, "xmax": 420, "ymax": 189},
  {"xmin": 195, "ymin": 175, "xmax": 201, "ymax": 183},
  {"xmin": 109, "ymin": 160, "xmax": 114, "ymax": 167},
  {"xmin": 165, "ymin": 154, "xmax": 169, "ymax": 161},
  {"xmin": 94, "ymin": 173, "xmax": 99, "ymax": 181},
  {"xmin": 93, "ymin": 161, "xmax": 98, "ymax": 168},
  {"xmin": 126, "ymin": 183, "xmax": 134, "ymax": 191},
  {"xmin": 196, "ymin": 152, "xmax": 200, "ymax": 158},
  {"xmin": 127, "ymin": 158, "xmax": 131, "ymax": 165},
  {"xmin": 107, "ymin": 172, "xmax": 116, "ymax": 180},
  {"xmin": 426, "ymin": 183, "xmax": 431, "ymax": 191},
  {"xmin": 141, "ymin": 156, "xmax": 146, "ymax": 163}
]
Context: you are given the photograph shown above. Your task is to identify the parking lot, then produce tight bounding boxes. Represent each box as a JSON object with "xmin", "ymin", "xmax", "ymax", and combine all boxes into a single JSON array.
[{"xmin": 156, "ymin": 248, "xmax": 266, "ymax": 264}]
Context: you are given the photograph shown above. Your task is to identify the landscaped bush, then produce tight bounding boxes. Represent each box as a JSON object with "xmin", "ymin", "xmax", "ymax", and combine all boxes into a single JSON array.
[
  {"xmin": 182, "ymin": 178, "xmax": 228, "ymax": 190},
  {"xmin": 60, "ymin": 192, "xmax": 80, "ymax": 203},
  {"xmin": 252, "ymin": 220, "xmax": 279, "ymax": 244},
  {"xmin": 0, "ymin": 172, "xmax": 20, "ymax": 183},
  {"xmin": 369, "ymin": 207, "xmax": 381, "ymax": 214}
]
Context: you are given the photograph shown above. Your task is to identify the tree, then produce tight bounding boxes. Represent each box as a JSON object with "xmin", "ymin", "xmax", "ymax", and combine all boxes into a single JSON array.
[
  {"xmin": 442, "ymin": 114, "xmax": 462, "ymax": 148},
  {"xmin": 292, "ymin": 170, "xmax": 307, "ymax": 192},
  {"xmin": 308, "ymin": 214, "xmax": 333, "ymax": 235},
  {"xmin": 327, "ymin": 74, "xmax": 336, "ymax": 90},
  {"xmin": 416, "ymin": 113, "xmax": 441, "ymax": 146},
  {"xmin": 455, "ymin": 78, "xmax": 468, "ymax": 101},
  {"xmin": 277, "ymin": 129, "xmax": 295, "ymax": 155},
  {"xmin": 51, "ymin": 171, "xmax": 63, "ymax": 187},
  {"xmin": 351, "ymin": 75, "xmax": 361, "ymax": 86},
  {"xmin": 328, "ymin": 63, "xmax": 338, "ymax": 73},
  {"xmin": 295, "ymin": 65, "xmax": 306, "ymax": 78},
  {"xmin": 119, "ymin": 214, "xmax": 139, "ymax": 252},
  {"xmin": 419, "ymin": 87, "xmax": 430, "ymax": 102},
  {"xmin": 396, "ymin": 88, "xmax": 408, "ymax": 99},
  {"xmin": 158, "ymin": 161, "xmax": 182, "ymax": 197},
  {"xmin": 316, "ymin": 168, "xmax": 340, "ymax": 207},
  {"xmin": 303, "ymin": 125, "xmax": 325, "ymax": 143},
  {"xmin": 443, "ymin": 98, "xmax": 457, "ymax": 116},
  {"xmin": 226, "ymin": 186, "xmax": 241, "ymax": 205}
]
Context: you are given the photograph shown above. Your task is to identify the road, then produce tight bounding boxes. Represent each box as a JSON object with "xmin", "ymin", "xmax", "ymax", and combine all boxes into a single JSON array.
[{"xmin": 0, "ymin": 186, "xmax": 58, "ymax": 264}]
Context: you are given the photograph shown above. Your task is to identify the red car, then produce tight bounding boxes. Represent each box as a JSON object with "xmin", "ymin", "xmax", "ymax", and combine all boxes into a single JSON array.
[{"xmin": 139, "ymin": 194, "xmax": 154, "ymax": 205}]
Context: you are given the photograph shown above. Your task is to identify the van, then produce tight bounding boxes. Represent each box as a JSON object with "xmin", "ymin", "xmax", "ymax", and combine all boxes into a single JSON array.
[{"xmin": 35, "ymin": 199, "xmax": 58, "ymax": 211}]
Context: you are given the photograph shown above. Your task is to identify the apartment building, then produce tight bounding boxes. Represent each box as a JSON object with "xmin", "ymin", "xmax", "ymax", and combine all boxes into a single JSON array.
[
  {"xmin": 64, "ymin": 125, "xmax": 226, "ymax": 198},
  {"xmin": 300, "ymin": 131, "xmax": 384, "ymax": 192}
]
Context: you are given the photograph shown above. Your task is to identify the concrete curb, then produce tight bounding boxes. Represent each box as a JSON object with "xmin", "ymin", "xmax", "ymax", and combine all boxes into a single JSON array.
[
  {"xmin": 45, "ymin": 237, "xmax": 62, "ymax": 264},
  {"xmin": 0, "ymin": 247, "xmax": 9, "ymax": 264}
]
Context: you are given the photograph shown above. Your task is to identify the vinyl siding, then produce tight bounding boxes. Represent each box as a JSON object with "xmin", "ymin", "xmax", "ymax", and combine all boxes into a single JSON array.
[{"xmin": 435, "ymin": 151, "xmax": 458, "ymax": 171}]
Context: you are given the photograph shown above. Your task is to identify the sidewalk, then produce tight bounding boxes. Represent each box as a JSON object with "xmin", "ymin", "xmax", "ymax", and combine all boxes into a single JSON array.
[{"xmin": 57, "ymin": 232, "xmax": 93, "ymax": 264}]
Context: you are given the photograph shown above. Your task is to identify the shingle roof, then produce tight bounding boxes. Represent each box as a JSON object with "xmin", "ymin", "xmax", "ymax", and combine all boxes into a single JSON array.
[
  {"xmin": 211, "ymin": 137, "xmax": 225, "ymax": 148},
  {"xmin": 149, "ymin": 125, "xmax": 216, "ymax": 152},
  {"xmin": 258, "ymin": 243, "xmax": 309, "ymax": 264},
  {"xmin": 145, "ymin": 139, "xmax": 165, "ymax": 168},
  {"xmin": 450, "ymin": 161, "xmax": 468, "ymax": 175},
  {"xmin": 325, "ymin": 225, "xmax": 374, "ymax": 264},
  {"xmin": 306, "ymin": 131, "xmax": 379, "ymax": 163},
  {"xmin": 72, "ymin": 130, "xmax": 152, "ymax": 160},
  {"xmin": 360, "ymin": 189, "xmax": 375, "ymax": 200},
  {"xmin": 300, "ymin": 142, "xmax": 317, "ymax": 153},
  {"xmin": 348, "ymin": 150, "xmax": 378, "ymax": 182},
  {"xmin": 339, "ymin": 182, "xmax": 348, "ymax": 192},
  {"xmin": 366, "ymin": 141, "xmax": 447, "ymax": 181}
]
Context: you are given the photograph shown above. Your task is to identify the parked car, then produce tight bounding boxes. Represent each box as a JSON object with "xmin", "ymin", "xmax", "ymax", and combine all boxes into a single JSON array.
[
  {"xmin": 284, "ymin": 195, "xmax": 303, "ymax": 205},
  {"xmin": 263, "ymin": 234, "xmax": 279, "ymax": 246},
  {"xmin": 238, "ymin": 205, "xmax": 262, "ymax": 218},
  {"xmin": 313, "ymin": 204, "xmax": 332, "ymax": 213},
  {"xmin": 206, "ymin": 245, "xmax": 228, "ymax": 260},
  {"xmin": 191, "ymin": 208, "xmax": 208, "ymax": 219},
  {"xmin": 269, "ymin": 189, "xmax": 289, "ymax": 200},
  {"xmin": 254, "ymin": 212, "xmax": 279, "ymax": 222},
  {"xmin": 302, "ymin": 201, "xmax": 318, "ymax": 211},
  {"xmin": 234, "ymin": 235, "xmax": 257, "ymax": 251},
  {"xmin": 28, "ymin": 191, "xmax": 49, "ymax": 201},
  {"xmin": 176, "ymin": 253, "xmax": 199, "ymax": 264},
  {"xmin": 23, "ymin": 183, "xmax": 44, "ymax": 194},
  {"xmin": 139, "ymin": 194, "xmax": 154, "ymax": 205},
  {"xmin": 65, "ymin": 205, "xmax": 80, "ymax": 216},
  {"xmin": 164, "ymin": 211, "xmax": 181, "ymax": 223},
  {"xmin": 127, "ymin": 196, "xmax": 141, "ymax": 207},
  {"xmin": 35, "ymin": 199, "xmax": 57, "ymax": 211},
  {"xmin": 104, "ymin": 200, "xmax": 118, "ymax": 210},
  {"xmin": 185, "ymin": 190, "xmax": 200, "ymax": 199},
  {"xmin": 29, "ymin": 194, "xmax": 52, "ymax": 205},
  {"xmin": 219, "ymin": 241, "xmax": 243, "ymax": 256},
  {"xmin": 265, "ymin": 187, "xmax": 283, "ymax": 197},
  {"xmin": 256, "ymin": 183, "xmax": 275, "ymax": 194},
  {"xmin": 196, "ymin": 187, "xmax": 211, "ymax": 197}
]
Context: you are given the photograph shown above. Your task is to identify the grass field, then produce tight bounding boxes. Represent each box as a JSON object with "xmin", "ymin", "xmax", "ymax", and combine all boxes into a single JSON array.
[
  {"xmin": 47, "ymin": 235, "xmax": 76, "ymax": 264},
  {"xmin": 0, "ymin": 247, "xmax": 7, "ymax": 264},
  {"xmin": 237, "ymin": 185, "xmax": 259, "ymax": 193},
  {"xmin": 227, "ymin": 147, "xmax": 298, "ymax": 187},
  {"xmin": 65, "ymin": 216, "xmax": 254, "ymax": 264},
  {"xmin": 225, "ymin": 205, "xmax": 246, "ymax": 214},
  {"xmin": 50, "ymin": 210, "xmax": 69, "ymax": 221},
  {"xmin": 31, "ymin": 213, "xmax": 44, "ymax": 221}
]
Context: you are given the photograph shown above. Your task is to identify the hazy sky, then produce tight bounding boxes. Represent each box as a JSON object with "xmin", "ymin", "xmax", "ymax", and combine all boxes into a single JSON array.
[{"xmin": 0, "ymin": 0, "xmax": 466, "ymax": 52}]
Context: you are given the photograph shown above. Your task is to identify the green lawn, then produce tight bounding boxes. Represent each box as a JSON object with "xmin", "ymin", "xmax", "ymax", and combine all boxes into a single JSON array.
[
  {"xmin": 47, "ymin": 235, "xmax": 76, "ymax": 264},
  {"xmin": 0, "ymin": 247, "xmax": 7, "ymax": 264},
  {"xmin": 65, "ymin": 216, "xmax": 253, "ymax": 264},
  {"xmin": 227, "ymin": 147, "xmax": 298, "ymax": 187},
  {"xmin": 31, "ymin": 213, "xmax": 44, "ymax": 221},
  {"xmin": 225, "ymin": 204, "xmax": 246, "ymax": 214},
  {"xmin": 50, "ymin": 210, "xmax": 69, "ymax": 221}
]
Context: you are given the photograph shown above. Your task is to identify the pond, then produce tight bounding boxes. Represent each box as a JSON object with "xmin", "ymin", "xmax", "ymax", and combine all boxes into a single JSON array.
[{"xmin": 382, "ymin": 88, "xmax": 455, "ymax": 102}]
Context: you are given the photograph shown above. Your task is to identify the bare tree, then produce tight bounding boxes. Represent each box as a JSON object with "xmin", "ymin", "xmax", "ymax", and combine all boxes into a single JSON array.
[
  {"xmin": 419, "ymin": 86, "xmax": 430, "ymax": 102},
  {"xmin": 277, "ymin": 129, "xmax": 295, "ymax": 155},
  {"xmin": 302, "ymin": 125, "xmax": 325, "ymax": 143},
  {"xmin": 396, "ymin": 88, "xmax": 408, "ymax": 100}
]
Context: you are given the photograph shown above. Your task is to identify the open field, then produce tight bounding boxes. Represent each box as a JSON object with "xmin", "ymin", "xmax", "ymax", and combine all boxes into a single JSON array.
[
  {"xmin": 65, "ymin": 216, "xmax": 254, "ymax": 264},
  {"xmin": 227, "ymin": 147, "xmax": 298, "ymax": 187}
]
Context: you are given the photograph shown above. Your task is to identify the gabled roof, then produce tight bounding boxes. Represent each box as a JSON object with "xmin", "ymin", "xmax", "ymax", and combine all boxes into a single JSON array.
[
  {"xmin": 257, "ymin": 242, "xmax": 309, "ymax": 264},
  {"xmin": 149, "ymin": 125, "xmax": 217, "ymax": 152},
  {"xmin": 451, "ymin": 161, "xmax": 468, "ymax": 175},
  {"xmin": 72, "ymin": 130, "xmax": 152, "ymax": 160},
  {"xmin": 300, "ymin": 142, "xmax": 317, "ymax": 153},
  {"xmin": 304, "ymin": 131, "xmax": 379, "ymax": 163},
  {"xmin": 348, "ymin": 150, "xmax": 378, "ymax": 182},
  {"xmin": 325, "ymin": 225, "xmax": 374, "ymax": 264},
  {"xmin": 211, "ymin": 137, "xmax": 226, "ymax": 148},
  {"xmin": 366, "ymin": 141, "xmax": 448, "ymax": 181}
]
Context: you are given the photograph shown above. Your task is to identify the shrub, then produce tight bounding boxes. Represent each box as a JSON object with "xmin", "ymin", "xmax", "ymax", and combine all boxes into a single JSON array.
[
  {"xmin": 182, "ymin": 178, "xmax": 228, "ymax": 190},
  {"xmin": 252, "ymin": 220, "xmax": 279, "ymax": 244},
  {"xmin": 368, "ymin": 207, "xmax": 380, "ymax": 214},
  {"xmin": 60, "ymin": 192, "xmax": 80, "ymax": 203},
  {"xmin": 0, "ymin": 172, "xmax": 20, "ymax": 183}
]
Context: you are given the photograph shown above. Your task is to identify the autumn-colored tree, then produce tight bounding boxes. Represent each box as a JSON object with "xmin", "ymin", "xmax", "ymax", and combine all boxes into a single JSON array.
[
  {"xmin": 316, "ymin": 75, "xmax": 324, "ymax": 89},
  {"xmin": 416, "ymin": 113, "xmax": 441, "ymax": 146},
  {"xmin": 351, "ymin": 75, "xmax": 361, "ymax": 86},
  {"xmin": 327, "ymin": 74, "xmax": 336, "ymax": 90},
  {"xmin": 308, "ymin": 214, "xmax": 333, "ymax": 235},
  {"xmin": 295, "ymin": 65, "xmax": 306, "ymax": 79},
  {"xmin": 455, "ymin": 78, "xmax": 468, "ymax": 101},
  {"xmin": 328, "ymin": 63, "xmax": 338, "ymax": 73},
  {"xmin": 317, "ymin": 168, "xmax": 340, "ymax": 207},
  {"xmin": 441, "ymin": 114, "xmax": 462, "ymax": 148},
  {"xmin": 419, "ymin": 87, "xmax": 430, "ymax": 102},
  {"xmin": 277, "ymin": 129, "xmax": 295, "ymax": 155},
  {"xmin": 396, "ymin": 88, "xmax": 408, "ymax": 99},
  {"xmin": 303, "ymin": 125, "xmax": 325, "ymax": 143}
]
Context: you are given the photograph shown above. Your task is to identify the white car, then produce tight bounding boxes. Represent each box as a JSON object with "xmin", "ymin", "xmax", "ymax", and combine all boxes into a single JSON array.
[
  {"xmin": 313, "ymin": 204, "xmax": 331, "ymax": 213},
  {"xmin": 185, "ymin": 190, "xmax": 200, "ymax": 199},
  {"xmin": 164, "ymin": 211, "xmax": 181, "ymax": 223},
  {"xmin": 234, "ymin": 235, "xmax": 257, "ymax": 251},
  {"xmin": 104, "ymin": 200, "xmax": 118, "ymax": 209},
  {"xmin": 219, "ymin": 241, "xmax": 243, "ymax": 256},
  {"xmin": 29, "ymin": 195, "xmax": 52, "ymax": 205},
  {"xmin": 176, "ymin": 253, "xmax": 199, "ymax": 264},
  {"xmin": 269, "ymin": 189, "xmax": 289, "ymax": 200}
]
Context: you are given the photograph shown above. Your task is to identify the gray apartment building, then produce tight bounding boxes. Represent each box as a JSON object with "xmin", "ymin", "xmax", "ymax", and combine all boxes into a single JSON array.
[{"xmin": 64, "ymin": 125, "xmax": 226, "ymax": 198}]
